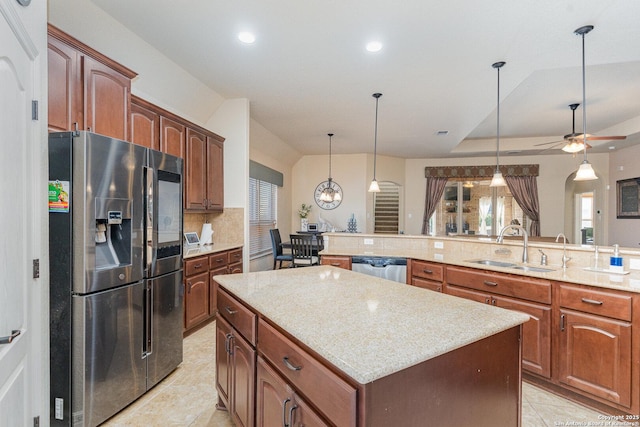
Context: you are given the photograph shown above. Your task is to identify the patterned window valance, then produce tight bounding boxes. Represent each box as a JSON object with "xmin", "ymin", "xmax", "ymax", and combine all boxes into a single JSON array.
[{"xmin": 424, "ymin": 164, "xmax": 539, "ymax": 179}]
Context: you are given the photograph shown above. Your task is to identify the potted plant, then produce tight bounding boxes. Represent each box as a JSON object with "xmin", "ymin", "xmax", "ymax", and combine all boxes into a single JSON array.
[{"xmin": 298, "ymin": 203, "xmax": 312, "ymax": 231}]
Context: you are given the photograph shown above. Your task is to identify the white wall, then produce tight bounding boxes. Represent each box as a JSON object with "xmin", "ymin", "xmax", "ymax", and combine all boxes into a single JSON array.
[{"xmin": 608, "ymin": 144, "xmax": 640, "ymax": 247}]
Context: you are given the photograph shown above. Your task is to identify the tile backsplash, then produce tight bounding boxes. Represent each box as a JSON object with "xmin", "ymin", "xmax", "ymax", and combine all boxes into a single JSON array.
[{"xmin": 184, "ymin": 208, "xmax": 244, "ymax": 246}]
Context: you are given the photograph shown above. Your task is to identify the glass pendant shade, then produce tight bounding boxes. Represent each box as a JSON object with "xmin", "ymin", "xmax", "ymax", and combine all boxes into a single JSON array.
[
  {"xmin": 369, "ymin": 93, "xmax": 382, "ymax": 193},
  {"xmin": 574, "ymin": 161, "xmax": 598, "ymax": 181},
  {"xmin": 573, "ymin": 25, "xmax": 598, "ymax": 181},
  {"xmin": 491, "ymin": 61, "xmax": 507, "ymax": 187},
  {"xmin": 490, "ymin": 171, "xmax": 506, "ymax": 187}
]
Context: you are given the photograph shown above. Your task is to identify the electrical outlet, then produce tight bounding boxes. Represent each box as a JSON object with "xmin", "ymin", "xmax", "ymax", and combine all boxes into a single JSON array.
[
  {"xmin": 434, "ymin": 253, "xmax": 444, "ymax": 261},
  {"xmin": 434, "ymin": 241, "xmax": 444, "ymax": 249},
  {"xmin": 629, "ymin": 258, "xmax": 640, "ymax": 270},
  {"xmin": 364, "ymin": 238, "xmax": 374, "ymax": 245}
]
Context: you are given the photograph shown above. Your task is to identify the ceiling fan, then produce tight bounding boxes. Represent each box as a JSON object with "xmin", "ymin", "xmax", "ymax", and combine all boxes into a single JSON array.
[{"xmin": 535, "ymin": 103, "xmax": 626, "ymax": 153}]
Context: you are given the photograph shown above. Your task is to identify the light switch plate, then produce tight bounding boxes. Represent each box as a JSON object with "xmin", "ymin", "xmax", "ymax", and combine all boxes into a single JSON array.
[
  {"xmin": 434, "ymin": 253, "xmax": 444, "ymax": 261},
  {"xmin": 629, "ymin": 258, "xmax": 640, "ymax": 270},
  {"xmin": 434, "ymin": 241, "xmax": 444, "ymax": 249},
  {"xmin": 363, "ymin": 238, "xmax": 374, "ymax": 245}
]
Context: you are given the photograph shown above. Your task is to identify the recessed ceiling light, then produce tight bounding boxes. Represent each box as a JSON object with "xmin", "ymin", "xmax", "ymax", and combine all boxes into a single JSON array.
[
  {"xmin": 366, "ymin": 41, "xmax": 382, "ymax": 52},
  {"xmin": 238, "ymin": 32, "xmax": 256, "ymax": 44}
]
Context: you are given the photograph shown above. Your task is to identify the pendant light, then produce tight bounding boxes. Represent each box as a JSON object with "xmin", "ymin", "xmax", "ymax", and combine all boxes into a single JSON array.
[
  {"xmin": 368, "ymin": 93, "xmax": 382, "ymax": 193},
  {"xmin": 319, "ymin": 133, "xmax": 342, "ymax": 202},
  {"xmin": 490, "ymin": 61, "xmax": 507, "ymax": 187},
  {"xmin": 573, "ymin": 25, "xmax": 598, "ymax": 181}
]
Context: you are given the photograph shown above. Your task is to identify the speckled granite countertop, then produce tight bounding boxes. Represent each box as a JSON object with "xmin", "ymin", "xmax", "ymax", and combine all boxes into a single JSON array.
[
  {"xmin": 183, "ymin": 243, "xmax": 242, "ymax": 259},
  {"xmin": 214, "ymin": 266, "xmax": 528, "ymax": 385},
  {"xmin": 320, "ymin": 234, "xmax": 640, "ymax": 294}
]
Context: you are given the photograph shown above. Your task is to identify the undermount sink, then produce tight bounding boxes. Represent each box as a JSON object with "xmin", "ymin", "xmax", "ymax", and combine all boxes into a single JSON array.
[
  {"xmin": 511, "ymin": 265, "xmax": 555, "ymax": 273},
  {"xmin": 467, "ymin": 260, "xmax": 517, "ymax": 268}
]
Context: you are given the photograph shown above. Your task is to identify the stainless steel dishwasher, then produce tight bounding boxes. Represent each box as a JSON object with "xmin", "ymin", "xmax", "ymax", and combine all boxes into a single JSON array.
[{"xmin": 351, "ymin": 256, "xmax": 407, "ymax": 283}]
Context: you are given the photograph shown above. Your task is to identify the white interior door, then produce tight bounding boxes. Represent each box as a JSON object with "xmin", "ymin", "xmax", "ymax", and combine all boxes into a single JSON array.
[{"xmin": 0, "ymin": 0, "xmax": 47, "ymax": 425}]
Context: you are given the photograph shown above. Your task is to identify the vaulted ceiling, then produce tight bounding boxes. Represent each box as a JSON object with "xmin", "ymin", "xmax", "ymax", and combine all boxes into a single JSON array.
[{"xmin": 92, "ymin": 0, "xmax": 640, "ymax": 158}]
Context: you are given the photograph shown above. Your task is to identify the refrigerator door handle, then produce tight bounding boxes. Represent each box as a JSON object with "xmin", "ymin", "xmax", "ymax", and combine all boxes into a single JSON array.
[
  {"xmin": 145, "ymin": 166, "xmax": 154, "ymax": 277},
  {"xmin": 143, "ymin": 281, "xmax": 153, "ymax": 358}
]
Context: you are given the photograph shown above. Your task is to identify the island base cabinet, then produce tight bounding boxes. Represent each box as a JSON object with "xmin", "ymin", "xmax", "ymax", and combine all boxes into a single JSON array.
[
  {"xmin": 215, "ymin": 316, "xmax": 256, "ymax": 427},
  {"xmin": 256, "ymin": 357, "xmax": 328, "ymax": 427},
  {"xmin": 558, "ymin": 309, "xmax": 632, "ymax": 409},
  {"xmin": 360, "ymin": 326, "xmax": 522, "ymax": 427}
]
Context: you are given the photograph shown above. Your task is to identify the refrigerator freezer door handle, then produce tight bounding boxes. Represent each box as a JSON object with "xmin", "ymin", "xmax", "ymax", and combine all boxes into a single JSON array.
[{"xmin": 145, "ymin": 166, "xmax": 154, "ymax": 277}]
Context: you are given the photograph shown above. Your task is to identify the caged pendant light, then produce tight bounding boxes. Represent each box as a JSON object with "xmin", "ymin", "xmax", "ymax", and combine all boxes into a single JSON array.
[
  {"xmin": 490, "ymin": 61, "xmax": 507, "ymax": 187},
  {"xmin": 368, "ymin": 93, "xmax": 382, "ymax": 193},
  {"xmin": 573, "ymin": 25, "xmax": 598, "ymax": 181},
  {"xmin": 319, "ymin": 133, "xmax": 342, "ymax": 202}
]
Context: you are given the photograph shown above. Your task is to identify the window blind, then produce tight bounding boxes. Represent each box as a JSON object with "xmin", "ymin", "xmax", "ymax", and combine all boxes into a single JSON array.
[{"xmin": 249, "ymin": 177, "xmax": 278, "ymax": 258}]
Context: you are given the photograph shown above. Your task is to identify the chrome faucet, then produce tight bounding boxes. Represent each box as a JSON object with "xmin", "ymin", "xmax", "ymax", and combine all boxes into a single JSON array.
[
  {"xmin": 497, "ymin": 224, "xmax": 529, "ymax": 263},
  {"xmin": 555, "ymin": 233, "xmax": 571, "ymax": 269}
]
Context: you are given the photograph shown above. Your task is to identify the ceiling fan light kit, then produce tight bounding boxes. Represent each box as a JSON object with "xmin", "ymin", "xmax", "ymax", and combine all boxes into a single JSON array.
[
  {"xmin": 490, "ymin": 61, "xmax": 507, "ymax": 187},
  {"xmin": 369, "ymin": 93, "xmax": 383, "ymax": 193}
]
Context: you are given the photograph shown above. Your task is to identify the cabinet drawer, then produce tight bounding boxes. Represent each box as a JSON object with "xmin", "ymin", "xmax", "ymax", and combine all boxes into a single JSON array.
[
  {"xmin": 559, "ymin": 284, "xmax": 632, "ymax": 322},
  {"xmin": 321, "ymin": 255, "xmax": 351, "ymax": 270},
  {"xmin": 217, "ymin": 287, "xmax": 256, "ymax": 346},
  {"xmin": 209, "ymin": 252, "xmax": 228, "ymax": 269},
  {"xmin": 258, "ymin": 319, "xmax": 356, "ymax": 427},
  {"xmin": 446, "ymin": 266, "xmax": 551, "ymax": 304},
  {"xmin": 412, "ymin": 277, "xmax": 442, "ymax": 292},
  {"xmin": 228, "ymin": 248, "xmax": 243, "ymax": 265},
  {"xmin": 185, "ymin": 256, "xmax": 208, "ymax": 277},
  {"xmin": 411, "ymin": 260, "xmax": 444, "ymax": 282}
]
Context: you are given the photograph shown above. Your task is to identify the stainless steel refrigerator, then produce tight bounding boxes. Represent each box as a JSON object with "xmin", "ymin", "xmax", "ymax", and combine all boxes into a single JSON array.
[{"xmin": 49, "ymin": 131, "xmax": 184, "ymax": 427}]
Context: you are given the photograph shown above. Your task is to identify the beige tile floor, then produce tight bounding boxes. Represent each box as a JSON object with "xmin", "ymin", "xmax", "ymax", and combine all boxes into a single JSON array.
[{"xmin": 103, "ymin": 320, "xmax": 606, "ymax": 427}]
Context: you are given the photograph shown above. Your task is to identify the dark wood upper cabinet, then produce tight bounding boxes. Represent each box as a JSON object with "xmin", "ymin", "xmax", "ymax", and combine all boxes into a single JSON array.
[
  {"xmin": 47, "ymin": 25, "xmax": 136, "ymax": 140},
  {"xmin": 160, "ymin": 116, "xmax": 186, "ymax": 158},
  {"xmin": 130, "ymin": 97, "xmax": 160, "ymax": 150},
  {"xmin": 186, "ymin": 128, "xmax": 207, "ymax": 210}
]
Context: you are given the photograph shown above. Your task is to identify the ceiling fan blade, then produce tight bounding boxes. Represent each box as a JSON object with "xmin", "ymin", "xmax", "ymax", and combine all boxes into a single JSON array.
[
  {"xmin": 584, "ymin": 135, "xmax": 627, "ymax": 141},
  {"xmin": 534, "ymin": 139, "xmax": 564, "ymax": 147}
]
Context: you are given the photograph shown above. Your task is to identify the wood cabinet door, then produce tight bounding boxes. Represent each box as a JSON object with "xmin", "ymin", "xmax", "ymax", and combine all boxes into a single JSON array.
[
  {"xmin": 494, "ymin": 295, "xmax": 551, "ymax": 379},
  {"xmin": 216, "ymin": 316, "xmax": 232, "ymax": 408},
  {"xmin": 411, "ymin": 277, "xmax": 442, "ymax": 292},
  {"xmin": 231, "ymin": 332, "xmax": 256, "ymax": 427},
  {"xmin": 291, "ymin": 393, "xmax": 330, "ymax": 427},
  {"xmin": 83, "ymin": 56, "xmax": 131, "ymax": 140},
  {"xmin": 256, "ymin": 356, "xmax": 328, "ymax": 427},
  {"xmin": 559, "ymin": 309, "xmax": 632, "ymax": 408},
  {"xmin": 256, "ymin": 356, "xmax": 290, "ymax": 427},
  {"xmin": 130, "ymin": 100, "xmax": 159, "ymax": 149},
  {"xmin": 160, "ymin": 116, "xmax": 185, "ymax": 158},
  {"xmin": 206, "ymin": 136, "xmax": 224, "ymax": 210},
  {"xmin": 185, "ymin": 128, "xmax": 207, "ymax": 210},
  {"xmin": 48, "ymin": 36, "xmax": 81, "ymax": 133},
  {"xmin": 445, "ymin": 285, "xmax": 491, "ymax": 304},
  {"xmin": 184, "ymin": 271, "xmax": 209, "ymax": 330}
]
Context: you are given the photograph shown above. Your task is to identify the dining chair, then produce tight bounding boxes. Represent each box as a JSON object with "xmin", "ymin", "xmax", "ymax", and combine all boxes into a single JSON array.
[
  {"xmin": 270, "ymin": 229, "xmax": 293, "ymax": 269},
  {"xmin": 289, "ymin": 234, "xmax": 319, "ymax": 267}
]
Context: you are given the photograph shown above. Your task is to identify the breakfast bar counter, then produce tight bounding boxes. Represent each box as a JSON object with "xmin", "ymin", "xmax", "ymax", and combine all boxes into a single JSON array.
[{"xmin": 214, "ymin": 266, "xmax": 529, "ymax": 427}]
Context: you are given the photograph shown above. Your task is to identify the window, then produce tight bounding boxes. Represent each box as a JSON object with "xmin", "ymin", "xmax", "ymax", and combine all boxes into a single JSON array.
[
  {"xmin": 249, "ymin": 177, "xmax": 277, "ymax": 258},
  {"xmin": 434, "ymin": 181, "xmax": 525, "ymax": 237},
  {"xmin": 374, "ymin": 181, "xmax": 401, "ymax": 234}
]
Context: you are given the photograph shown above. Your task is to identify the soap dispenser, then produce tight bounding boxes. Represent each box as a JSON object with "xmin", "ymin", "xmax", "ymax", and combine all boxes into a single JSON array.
[{"xmin": 609, "ymin": 244, "xmax": 624, "ymax": 273}]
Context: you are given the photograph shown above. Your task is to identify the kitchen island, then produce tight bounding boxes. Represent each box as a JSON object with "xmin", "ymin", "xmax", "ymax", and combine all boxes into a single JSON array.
[{"xmin": 214, "ymin": 266, "xmax": 529, "ymax": 427}]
